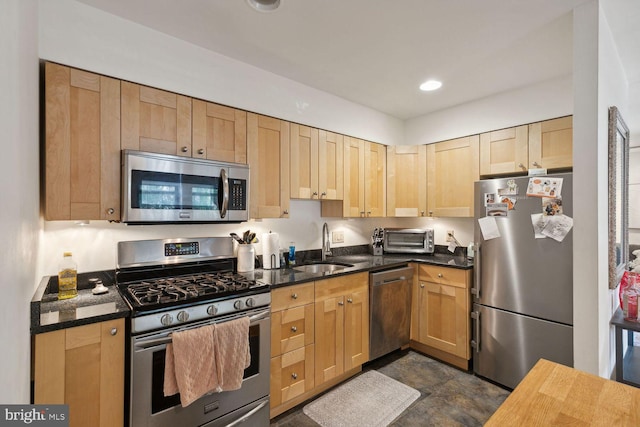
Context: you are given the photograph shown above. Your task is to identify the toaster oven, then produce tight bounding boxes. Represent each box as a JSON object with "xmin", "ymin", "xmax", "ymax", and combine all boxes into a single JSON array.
[{"xmin": 383, "ymin": 228, "xmax": 434, "ymax": 254}]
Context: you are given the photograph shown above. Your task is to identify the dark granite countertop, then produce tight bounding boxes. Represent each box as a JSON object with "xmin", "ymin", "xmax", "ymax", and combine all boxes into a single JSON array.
[
  {"xmin": 31, "ymin": 270, "xmax": 130, "ymax": 335},
  {"xmin": 240, "ymin": 250, "xmax": 473, "ymax": 289}
]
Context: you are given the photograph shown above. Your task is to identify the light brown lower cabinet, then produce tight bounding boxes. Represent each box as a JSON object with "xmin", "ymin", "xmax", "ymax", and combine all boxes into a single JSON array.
[
  {"xmin": 269, "ymin": 274, "xmax": 369, "ymax": 419},
  {"xmin": 33, "ymin": 318, "xmax": 124, "ymax": 427},
  {"xmin": 410, "ymin": 264, "xmax": 472, "ymax": 370}
]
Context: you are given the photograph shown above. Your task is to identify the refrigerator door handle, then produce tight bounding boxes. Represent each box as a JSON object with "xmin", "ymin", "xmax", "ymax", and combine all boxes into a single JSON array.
[
  {"xmin": 471, "ymin": 242, "xmax": 480, "ymax": 298},
  {"xmin": 470, "ymin": 310, "xmax": 480, "ymax": 352}
]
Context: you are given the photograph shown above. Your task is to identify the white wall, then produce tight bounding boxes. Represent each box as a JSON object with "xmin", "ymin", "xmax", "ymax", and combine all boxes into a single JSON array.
[
  {"xmin": 0, "ymin": 0, "xmax": 41, "ymax": 404},
  {"xmin": 39, "ymin": 203, "xmax": 474, "ymax": 276},
  {"xmin": 38, "ymin": 0, "xmax": 403, "ymax": 146},
  {"xmin": 404, "ymin": 75, "xmax": 573, "ymax": 145},
  {"xmin": 573, "ymin": 0, "xmax": 629, "ymax": 378}
]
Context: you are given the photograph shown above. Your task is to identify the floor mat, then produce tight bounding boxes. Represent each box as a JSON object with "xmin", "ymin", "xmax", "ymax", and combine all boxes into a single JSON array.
[{"xmin": 303, "ymin": 370, "xmax": 420, "ymax": 427}]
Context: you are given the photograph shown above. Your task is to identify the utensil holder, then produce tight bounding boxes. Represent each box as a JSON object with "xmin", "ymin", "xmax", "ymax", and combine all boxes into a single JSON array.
[{"xmin": 237, "ymin": 245, "xmax": 255, "ymax": 272}]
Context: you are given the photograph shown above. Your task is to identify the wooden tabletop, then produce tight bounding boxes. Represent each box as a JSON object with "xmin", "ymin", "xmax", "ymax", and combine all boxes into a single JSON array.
[{"xmin": 485, "ymin": 359, "xmax": 640, "ymax": 426}]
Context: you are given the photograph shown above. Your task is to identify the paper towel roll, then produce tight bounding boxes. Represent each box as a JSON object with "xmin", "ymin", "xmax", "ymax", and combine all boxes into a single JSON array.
[{"xmin": 262, "ymin": 232, "xmax": 280, "ymax": 269}]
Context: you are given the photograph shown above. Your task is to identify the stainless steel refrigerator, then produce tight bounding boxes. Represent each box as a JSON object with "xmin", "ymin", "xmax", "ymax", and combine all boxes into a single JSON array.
[{"xmin": 472, "ymin": 173, "xmax": 573, "ymax": 389}]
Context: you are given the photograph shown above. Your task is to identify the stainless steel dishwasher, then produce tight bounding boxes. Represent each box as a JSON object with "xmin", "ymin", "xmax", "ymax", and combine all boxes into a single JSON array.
[{"xmin": 369, "ymin": 265, "xmax": 414, "ymax": 360}]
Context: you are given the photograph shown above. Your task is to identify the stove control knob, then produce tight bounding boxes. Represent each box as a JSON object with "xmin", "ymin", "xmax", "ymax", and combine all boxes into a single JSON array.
[
  {"xmin": 245, "ymin": 298, "xmax": 255, "ymax": 308},
  {"xmin": 161, "ymin": 314, "xmax": 173, "ymax": 326},
  {"xmin": 234, "ymin": 300, "xmax": 244, "ymax": 310},
  {"xmin": 177, "ymin": 311, "xmax": 189, "ymax": 322},
  {"xmin": 207, "ymin": 305, "xmax": 218, "ymax": 316}
]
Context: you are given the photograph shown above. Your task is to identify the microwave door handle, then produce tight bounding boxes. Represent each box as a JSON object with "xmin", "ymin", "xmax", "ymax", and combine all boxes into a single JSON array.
[{"xmin": 220, "ymin": 168, "xmax": 229, "ymax": 219}]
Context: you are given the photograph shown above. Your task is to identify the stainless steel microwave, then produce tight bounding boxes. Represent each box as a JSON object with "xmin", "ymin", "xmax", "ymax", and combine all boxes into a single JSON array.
[
  {"xmin": 121, "ymin": 150, "xmax": 249, "ymax": 224},
  {"xmin": 383, "ymin": 228, "xmax": 434, "ymax": 254}
]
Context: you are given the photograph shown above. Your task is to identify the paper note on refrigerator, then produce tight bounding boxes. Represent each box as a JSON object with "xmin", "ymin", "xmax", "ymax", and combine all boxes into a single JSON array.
[
  {"xmin": 531, "ymin": 213, "xmax": 548, "ymax": 239},
  {"xmin": 541, "ymin": 215, "xmax": 573, "ymax": 242},
  {"xmin": 478, "ymin": 216, "xmax": 501, "ymax": 240}
]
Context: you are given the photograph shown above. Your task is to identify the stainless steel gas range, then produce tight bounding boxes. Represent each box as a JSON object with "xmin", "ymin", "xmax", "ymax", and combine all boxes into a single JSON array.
[{"xmin": 116, "ymin": 237, "xmax": 270, "ymax": 427}]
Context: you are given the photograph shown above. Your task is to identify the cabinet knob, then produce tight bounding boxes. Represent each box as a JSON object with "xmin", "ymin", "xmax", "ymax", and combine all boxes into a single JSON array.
[
  {"xmin": 360, "ymin": 211, "xmax": 365, "ymax": 217},
  {"xmin": 420, "ymin": 283, "xmax": 425, "ymax": 288},
  {"xmin": 367, "ymin": 211, "xmax": 372, "ymax": 217},
  {"xmin": 291, "ymin": 373, "xmax": 298, "ymax": 380},
  {"xmin": 107, "ymin": 208, "xmax": 115, "ymax": 215},
  {"xmin": 312, "ymin": 192, "xmax": 318, "ymax": 197},
  {"xmin": 291, "ymin": 326, "xmax": 298, "ymax": 332},
  {"xmin": 518, "ymin": 163, "xmax": 526, "ymax": 169},
  {"xmin": 429, "ymin": 211, "xmax": 434, "ymax": 217},
  {"xmin": 321, "ymin": 192, "xmax": 327, "ymax": 198},
  {"xmin": 338, "ymin": 301, "xmax": 345, "ymax": 306},
  {"xmin": 421, "ymin": 211, "xmax": 425, "ymax": 216},
  {"xmin": 198, "ymin": 148, "xmax": 204, "ymax": 155},
  {"xmin": 181, "ymin": 146, "xmax": 188, "ymax": 153},
  {"xmin": 438, "ymin": 273, "xmax": 443, "ymax": 278},
  {"xmin": 110, "ymin": 328, "xmax": 117, "ymax": 336},
  {"xmin": 291, "ymin": 293, "xmax": 298, "ymax": 299},
  {"xmin": 533, "ymin": 161, "xmax": 541, "ymax": 167},
  {"xmin": 283, "ymin": 210, "xmax": 289, "ymax": 215},
  {"xmin": 347, "ymin": 298, "xmax": 353, "ymax": 303}
]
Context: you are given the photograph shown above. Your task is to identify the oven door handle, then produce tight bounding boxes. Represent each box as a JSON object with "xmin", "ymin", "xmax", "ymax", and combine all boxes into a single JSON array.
[
  {"xmin": 224, "ymin": 399, "xmax": 268, "ymax": 427},
  {"xmin": 135, "ymin": 310, "xmax": 270, "ymax": 349}
]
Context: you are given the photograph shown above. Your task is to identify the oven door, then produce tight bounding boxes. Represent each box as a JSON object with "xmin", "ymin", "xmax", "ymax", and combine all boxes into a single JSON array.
[
  {"xmin": 122, "ymin": 150, "xmax": 232, "ymax": 223},
  {"xmin": 130, "ymin": 308, "xmax": 270, "ymax": 427}
]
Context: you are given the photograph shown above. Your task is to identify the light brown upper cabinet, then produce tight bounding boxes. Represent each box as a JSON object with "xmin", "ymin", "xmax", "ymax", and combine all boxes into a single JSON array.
[
  {"xmin": 479, "ymin": 125, "xmax": 528, "ymax": 177},
  {"xmin": 121, "ymin": 82, "xmax": 192, "ymax": 156},
  {"xmin": 45, "ymin": 62, "xmax": 121, "ymax": 221},
  {"xmin": 192, "ymin": 100, "xmax": 247, "ymax": 163},
  {"xmin": 528, "ymin": 116, "xmax": 573, "ymax": 170},
  {"xmin": 318, "ymin": 130, "xmax": 344, "ymax": 201},
  {"xmin": 427, "ymin": 135, "xmax": 479, "ymax": 218},
  {"xmin": 342, "ymin": 136, "xmax": 366, "ymax": 217},
  {"xmin": 247, "ymin": 113, "xmax": 290, "ymax": 218},
  {"xmin": 365, "ymin": 141, "xmax": 387, "ymax": 217},
  {"xmin": 290, "ymin": 124, "xmax": 319, "ymax": 199},
  {"xmin": 387, "ymin": 145, "xmax": 427, "ymax": 217}
]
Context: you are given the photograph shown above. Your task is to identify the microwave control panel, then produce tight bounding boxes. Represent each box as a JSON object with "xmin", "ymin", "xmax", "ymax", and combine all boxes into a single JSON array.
[{"xmin": 229, "ymin": 179, "xmax": 247, "ymax": 210}]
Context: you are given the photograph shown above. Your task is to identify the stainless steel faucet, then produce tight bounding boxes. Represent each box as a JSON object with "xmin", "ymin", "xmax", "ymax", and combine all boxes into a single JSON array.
[{"xmin": 322, "ymin": 222, "xmax": 332, "ymax": 261}]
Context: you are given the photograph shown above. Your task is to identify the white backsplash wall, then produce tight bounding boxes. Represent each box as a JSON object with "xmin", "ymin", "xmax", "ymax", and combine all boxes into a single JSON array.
[{"xmin": 37, "ymin": 200, "xmax": 474, "ymax": 277}]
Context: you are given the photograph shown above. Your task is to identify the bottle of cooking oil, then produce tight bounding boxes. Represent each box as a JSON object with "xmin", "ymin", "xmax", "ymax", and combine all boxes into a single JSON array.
[{"xmin": 58, "ymin": 252, "xmax": 78, "ymax": 300}]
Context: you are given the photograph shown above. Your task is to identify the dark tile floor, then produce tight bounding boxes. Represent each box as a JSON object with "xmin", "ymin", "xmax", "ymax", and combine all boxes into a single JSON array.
[{"xmin": 270, "ymin": 350, "xmax": 510, "ymax": 427}]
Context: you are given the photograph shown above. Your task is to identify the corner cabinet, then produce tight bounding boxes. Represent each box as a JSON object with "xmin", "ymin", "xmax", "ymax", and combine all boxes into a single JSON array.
[
  {"xmin": 315, "ymin": 272, "xmax": 369, "ymax": 384},
  {"xmin": 410, "ymin": 264, "xmax": 472, "ymax": 370},
  {"xmin": 33, "ymin": 319, "xmax": 125, "ymax": 427},
  {"xmin": 121, "ymin": 81, "xmax": 192, "ymax": 156},
  {"xmin": 426, "ymin": 135, "xmax": 479, "ymax": 217},
  {"xmin": 247, "ymin": 113, "xmax": 290, "ymax": 218},
  {"xmin": 387, "ymin": 145, "xmax": 427, "ymax": 217},
  {"xmin": 45, "ymin": 62, "xmax": 121, "ymax": 221},
  {"xmin": 528, "ymin": 116, "xmax": 573, "ymax": 170},
  {"xmin": 192, "ymin": 100, "xmax": 247, "ymax": 163}
]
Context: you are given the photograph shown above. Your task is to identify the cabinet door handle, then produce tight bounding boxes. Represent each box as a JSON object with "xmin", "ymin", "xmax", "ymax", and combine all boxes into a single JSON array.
[
  {"xmin": 291, "ymin": 326, "xmax": 297, "ymax": 332},
  {"xmin": 437, "ymin": 273, "xmax": 443, "ymax": 278},
  {"xmin": 518, "ymin": 163, "xmax": 526, "ymax": 170},
  {"xmin": 532, "ymin": 161, "xmax": 541, "ymax": 167},
  {"xmin": 110, "ymin": 328, "xmax": 118, "ymax": 336},
  {"xmin": 283, "ymin": 210, "xmax": 289, "ymax": 215},
  {"xmin": 321, "ymin": 192, "xmax": 327, "ymax": 198},
  {"xmin": 347, "ymin": 298, "xmax": 353, "ymax": 303},
  {"xmin": 312, "ymin": 192, "xmax": 318, "ymax": 197},
  {"xmin": 181, "ymin": 146, "xmax": 188, "ymax": 153},
  {"xmin": 291, "ymin": 293, "xmax": 298, "ymax": 299},
  {"xmin": 421, "ymin": 211, "xmax": 425, "ymax": 216},
  {"xmin": 338, "ymin": 301, "xmax": 345, "ymax": 306},
  {"xmin": 107, "ymin": 208, "xmax": 115, "ymax": 215},
  {"xmin": 291, "ymin": 373, "xmax": 298, "ymax": 380},
  {"xmin": 420, "ymin": 283, "xmax": 425, "ymax": 288},
  {"xmin": 198, "ymin": 148, "xmax": 204, "ymax": 155}
]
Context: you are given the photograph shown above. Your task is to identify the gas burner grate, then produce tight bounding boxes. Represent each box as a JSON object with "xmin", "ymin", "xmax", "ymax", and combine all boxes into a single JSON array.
[{"xmin": 124, "ymin": 271, "xmax": 258, "ymax": 308}]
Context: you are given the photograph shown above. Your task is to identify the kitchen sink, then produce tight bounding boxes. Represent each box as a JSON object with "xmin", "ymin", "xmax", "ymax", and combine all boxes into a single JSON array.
[{"xmin": 293, "ymin": 262, "xmax": 354, "ymax": 274}]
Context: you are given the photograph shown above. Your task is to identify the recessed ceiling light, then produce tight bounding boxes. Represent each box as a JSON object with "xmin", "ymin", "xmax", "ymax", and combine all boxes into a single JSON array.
[
  {"xmin": 246, "ymin": 0, "xmax": 281, "ymax": 12},
  {"xmin": 419, "ymin": 80, "xmax": 442, "ymax": 91}
]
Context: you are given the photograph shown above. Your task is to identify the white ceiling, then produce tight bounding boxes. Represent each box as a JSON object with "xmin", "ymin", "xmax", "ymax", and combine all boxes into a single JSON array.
[{"xmin": 76, "ymin": 0, "xmax": 639, "ymax": 127}]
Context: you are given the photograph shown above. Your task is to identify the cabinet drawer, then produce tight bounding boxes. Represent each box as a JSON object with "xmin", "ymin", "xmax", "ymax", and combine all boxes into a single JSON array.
[
  {"xmin": 270, "ymin": 344, "xmax": 315, "ymax": 408},
  {"xmin": 418, "ymin": 265, "xmax": 468, "ymax": 288},
  {"xmin": 271, "ymin": 303, "xmax": 314, "ymax": 357},
  {"xmin": 271, "ymin": 282, "xmax": 314, "ymax": 311},
  {"xmin": 315, "ymin": 272, "xmax": 368, "ymax": 301}
]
